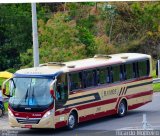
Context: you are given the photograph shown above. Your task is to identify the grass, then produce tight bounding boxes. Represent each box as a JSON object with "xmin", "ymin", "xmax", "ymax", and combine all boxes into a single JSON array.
[
  {"xmin": 152, "ymin": 70, "xmax": 160, "ymax": 92},
  {"xmin": 153, "ymin": 84, "xmax": 160, "ymax": 92},
  {"xmin": 4, "ymin": 102, "xmax": 8, "ymax": 111}
]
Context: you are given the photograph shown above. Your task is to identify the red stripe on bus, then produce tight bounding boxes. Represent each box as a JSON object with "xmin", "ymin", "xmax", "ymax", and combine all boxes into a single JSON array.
[
  {"xmin": 56, "ymin": 90, "xmax": 153, "ymax": 116},
  {"xmin": 128, "ymin": 100, "xmax": 151, "ymax": 110},
  {"xmin": 126, "ymin": 90, "xmax": 153, "ymax": 99},
  {"xmin": 55, "ymin": 121, "xmax": 67, "ymax": 128},
  {"xmin": 55, "ymin": 100, "xmax": 151, "ymax": 128},
  {"xmin": 9, "ymin": 90, "xmax": 152, "ymax": 119},
  {"xmin": 9, "ymin": 105, "xmax": 54, "ymax": 118},
  {"xmin": 79, "ymin": 109, "xmax": 116, "ymax": 123},
  {"xmin": 55, "ymin": 98, "xmax": 117, "ymax": 116}
]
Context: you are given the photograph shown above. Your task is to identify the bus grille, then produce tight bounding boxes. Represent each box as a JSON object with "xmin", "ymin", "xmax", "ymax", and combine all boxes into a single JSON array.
[{"xmin": 16, "ymin": 118, "xmax": 40, "ymax": 124}]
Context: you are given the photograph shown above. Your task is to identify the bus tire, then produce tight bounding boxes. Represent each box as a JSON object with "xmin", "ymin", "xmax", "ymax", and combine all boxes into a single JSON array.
[
  {"xmin": 117, "ymin": 100, "xmax": 127, "ymax": 117},
  {"xmin": 67, "ymin": 112, "xmax": 77, "ymax": 130}
]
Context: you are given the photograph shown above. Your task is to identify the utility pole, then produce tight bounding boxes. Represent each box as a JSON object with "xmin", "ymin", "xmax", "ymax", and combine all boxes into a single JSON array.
[{"xmin": 31, "ymin": 3, "xmax": 39, "ymax": 67}]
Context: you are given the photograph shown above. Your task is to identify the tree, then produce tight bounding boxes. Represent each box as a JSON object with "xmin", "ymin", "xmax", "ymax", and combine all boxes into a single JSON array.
[
  {"xmin": 21, "ymin": 12, "xmax": 86, "ymax": 67},
  {"xmin": 0, "ymin": 4, "xmax": 32, "ymax": 70}
]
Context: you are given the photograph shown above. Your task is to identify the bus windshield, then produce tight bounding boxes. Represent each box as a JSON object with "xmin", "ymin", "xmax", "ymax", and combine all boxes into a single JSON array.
[{"xmin": 9, "ymin": 77, "xmax": 54, "ymax": 107}]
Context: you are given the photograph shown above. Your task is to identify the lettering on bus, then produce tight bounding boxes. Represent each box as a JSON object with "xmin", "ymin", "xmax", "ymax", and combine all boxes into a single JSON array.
[
  {"xmin": 96, "ymin": 107, "xmax": 101, "ymax": 112},
  {"xmin": 102, "ymin": 89, "xmax": 120, "ymax": 97}
]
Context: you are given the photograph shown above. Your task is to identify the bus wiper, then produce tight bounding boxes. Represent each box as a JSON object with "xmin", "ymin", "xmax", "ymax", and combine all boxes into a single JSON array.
[
  {"xmin": 12, "ymin": 79, "xmax": 16, "ymax": 89},
  {"xmin": 25, "ymin": 89, "xmax": 29, "ymax": 102}
]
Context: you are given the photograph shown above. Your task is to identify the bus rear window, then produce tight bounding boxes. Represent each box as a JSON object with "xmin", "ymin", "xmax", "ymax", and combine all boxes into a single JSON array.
[{"xmin": 138, "ymin": 60, "xmax": 150, "ymax": 77}]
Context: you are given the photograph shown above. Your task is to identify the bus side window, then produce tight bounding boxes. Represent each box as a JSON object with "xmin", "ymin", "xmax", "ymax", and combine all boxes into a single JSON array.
[
  {"xmin": 112, "ymin": 65, "xmax": 121, "ymax": 82},
  {"xmin": 138, "ymin": 60, "xmax": 150, "ymax": 77},
  {"xmin": 106, "ymin": 67, "xmax": 110, "ymax": 83},
  {"xmin": 70, "ymin": 72, "xmax": 82, "ymax": 91},
  {"xmin": 146, "ymin": 60, "xmax": 150, "ymax": 75},
  {"xmin": 125, "ymin": 63, "xmax": 134, "ymax": 80},
  {"xmin": 97, "ymin": 67, "xmax": 110, "ymax": 84},
  {"xmin": 110, "ymin": 67, "xmax": 113, "ymax": 83},
  {"xmin": 133, "ymin": 62, "xmax": 139, "ymax": 78},
  {"xmin": 120, "ymin": 65, "xmax": 125, "ymax": 81},
  {"xmin": 56, "ymin": 74, "xmax": 68, "ymax": 101},
  {"xmin": 97, "ymin": 68, "xmax": 107, "ymax": 85},
  {"xmin": 84, "ymin": 70, "xmax": 96, "ymax": 88}
]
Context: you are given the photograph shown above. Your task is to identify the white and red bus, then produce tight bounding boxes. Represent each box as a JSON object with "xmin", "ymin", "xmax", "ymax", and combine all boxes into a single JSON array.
[{"xmin": 3, "ymin": 53, "xmax": 153, "ymax": 129}]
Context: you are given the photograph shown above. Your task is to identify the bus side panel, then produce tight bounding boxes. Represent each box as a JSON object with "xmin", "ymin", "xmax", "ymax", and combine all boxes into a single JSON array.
[
  {"xmin": 125, "ymin": 78, "xmax": 153, "ymax": 110},
  {"xmin": 127, "ymin": 92, "xmax": 153, "ymax": 110},
  {"xmin": 54, "ymin": 77, "xmax": 153, "ymax": 128},
  {"xmin": 79, "ymin": 109, "xmax": 116, "ymax": 122}
]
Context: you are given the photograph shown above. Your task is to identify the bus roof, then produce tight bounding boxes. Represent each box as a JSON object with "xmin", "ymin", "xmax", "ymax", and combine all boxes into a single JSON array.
[{"xmin": 15, "ymin": 53, "xmax": 151, "ymax": 77}]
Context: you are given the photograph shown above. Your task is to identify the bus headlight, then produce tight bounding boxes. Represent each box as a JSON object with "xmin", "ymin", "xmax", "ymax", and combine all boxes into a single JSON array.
[
  {"xmin": 8, "ymin": 109, "xmax": 14, "ymax": 117},
  {"xmin": 43, "ymin": 110, "xmax": 53, "ymax": 118}
]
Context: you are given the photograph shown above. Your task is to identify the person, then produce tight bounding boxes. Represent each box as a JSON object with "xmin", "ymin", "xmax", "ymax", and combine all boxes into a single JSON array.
[
  {"xmin": 0, "ymin": 85, "xmax": 3, "ymax": 103},
  {"xmin": 0, "ymin": 85, "xmax": 5, "ymax": 116}
]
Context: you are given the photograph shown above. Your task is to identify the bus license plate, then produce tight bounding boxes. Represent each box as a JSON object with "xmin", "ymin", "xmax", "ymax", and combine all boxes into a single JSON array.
[{"xmin": 24, "ymin": 125, "xmax": 32, "ymax": 128}]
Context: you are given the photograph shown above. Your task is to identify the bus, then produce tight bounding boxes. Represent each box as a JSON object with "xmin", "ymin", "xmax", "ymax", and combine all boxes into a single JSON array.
[{"xmin": 2, "ymin": 53, "xmax": 153, "ymax": 129}]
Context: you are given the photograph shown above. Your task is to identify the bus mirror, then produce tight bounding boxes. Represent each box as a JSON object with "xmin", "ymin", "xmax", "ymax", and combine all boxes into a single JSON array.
[
  {"xmin": 2, "ymin": 88, "xmax": 6, "ymax": 95},
  {"xmin": 50, "ymin": 89, "xmax": 56, "ymax": 99},
  {"xmin": 2, "ymin": 84, "xmax": 8, "ymax": 97},
  {"xmin": 2, "ymin": 81, "xmax": 7, "ymax": 95},
  {"xmin": 2, "ymin": 78, "xmax": 12, "ymax": 97},
  {"xmin": 50, "ymin": 89, "xmax": 54, "ymax": 95},
  {"xmin": 50, "ymin": 78, "xmax": 57, "ymax": 99}
]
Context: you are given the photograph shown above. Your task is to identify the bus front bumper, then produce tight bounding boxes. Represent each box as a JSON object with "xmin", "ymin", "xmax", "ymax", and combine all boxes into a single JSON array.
[{"xmin": 8, "ymin": 112, "xmax": 55, "ymax": 129}]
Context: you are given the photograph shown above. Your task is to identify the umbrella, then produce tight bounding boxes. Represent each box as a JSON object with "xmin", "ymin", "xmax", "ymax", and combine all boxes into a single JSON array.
[{"xmin": 0, "ymin": 71, "xmax": 13, "ymax": 79}]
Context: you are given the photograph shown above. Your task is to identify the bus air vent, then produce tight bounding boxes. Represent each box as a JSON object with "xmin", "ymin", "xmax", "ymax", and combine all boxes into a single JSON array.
[
  {"xmin": 67, "ymin": 65, "xmax": 75, "ymax": 68},
  {"xmin": 39, "ymin": 63, "xmax": 47, "ymax": 67},
  {"xmin": 121, "ymin": 56, "xmax": 128, "ymax": 59},
  {"xmin": 39, "ymin": 62, "xmax": 65, "ymax": 67},
  {"xmin": 94, "ymin": 54, "xmax": 112, "ymax": 59}
]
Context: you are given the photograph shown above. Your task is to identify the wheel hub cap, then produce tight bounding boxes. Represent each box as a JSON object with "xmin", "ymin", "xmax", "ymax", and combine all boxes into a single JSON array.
[
  {"xmin": 119, "ymin": 103, "xmax": 125, "ymax": 115},
  {"xmin": 69, "ymin": 115, "xmax": 75, "ymax": 128}
]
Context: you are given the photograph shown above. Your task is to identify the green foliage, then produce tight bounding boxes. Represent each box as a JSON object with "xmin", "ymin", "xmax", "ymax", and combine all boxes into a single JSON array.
[
  {"xmin": 77, "ymin": 26, "xmax": 96, "ymax": 56},
  {"xmin": 77, "ymin": 15, "xmax": 96, "ymax": 31},
  {"xmin": 1, "ymin": 2, "xmax": 160, "ymax": 75},
  {"xmin": 0, "ymin": 4, "xmax": 32, "ymax": 70},
  {"xmin": 95, "ymin": 35, "xmax": 116, "ymax": 54},
  {"xmin": 0, "ymin": 79, "xmax": 3, "ymax": 86},
  {"xmin": 0, "ymin": 4, "xmax": 51, "ymax": 70},
  {"xmin": 152, "ymin": 70, "xmax": 160, "ymax": 92},
  {"xmin": 4, "ymin": 102, "xmax": 8, "ymax": 111},
  {"xmin": 131, "ymin": 2, "xmax": 160, "ymax": 31},
  {"xmin": 79, "ymin": 2, "xmax": 96, "ymax": 6},
  {"xmin": 21, "ymin": 12, "xmax": 87, "ymax": 66}
]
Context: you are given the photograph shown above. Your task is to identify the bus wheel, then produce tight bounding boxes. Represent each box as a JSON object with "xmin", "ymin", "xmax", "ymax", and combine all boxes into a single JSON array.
[
  {"xmin": 67, "ymin": 112, "xmax": 77, "ymax": 130},
  {"xmin": 117, "ymin": 100, "xmax": 127, "ymax": 117}
]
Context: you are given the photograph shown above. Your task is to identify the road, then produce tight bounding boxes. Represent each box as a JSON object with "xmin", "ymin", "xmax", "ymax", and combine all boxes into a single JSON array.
[{"xmin": 1, "ymin": 93, "xmax": 160, "ymax": 136}]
